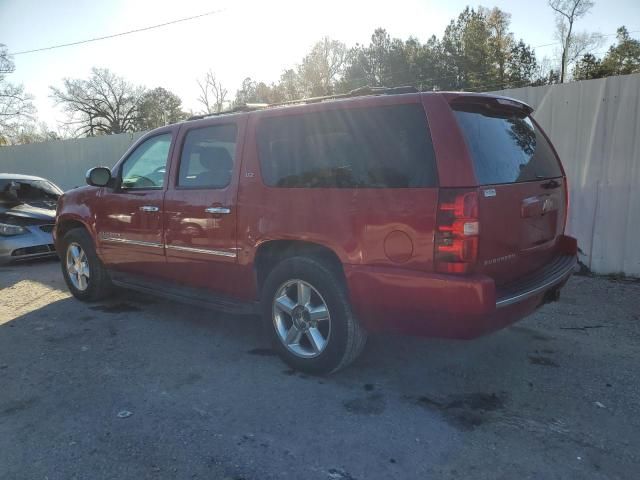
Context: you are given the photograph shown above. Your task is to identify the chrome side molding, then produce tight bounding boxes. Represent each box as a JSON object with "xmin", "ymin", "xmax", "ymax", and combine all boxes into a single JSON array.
[
  {"xmin": 165, "ymin": 244, "xmax": 237, "ymax": 258},
  {"xmin": 100, "ymin": 237, "xmax": 164, "ymax": 249}
]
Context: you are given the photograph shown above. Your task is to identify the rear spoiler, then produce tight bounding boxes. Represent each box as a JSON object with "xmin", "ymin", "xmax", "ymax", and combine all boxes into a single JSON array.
[{"xmin": 448, "ymin": 94, "xmax": 534, "ymax": 116}]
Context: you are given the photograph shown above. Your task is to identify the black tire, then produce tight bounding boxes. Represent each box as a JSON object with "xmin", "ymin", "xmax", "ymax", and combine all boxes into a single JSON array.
[
  {"xmin": 261, "ymin": 256, "xmax": 367, "ymax": 375},
  {"xmin": 60, "ymin": 227, "xmax": 112, "ymax": 301}
]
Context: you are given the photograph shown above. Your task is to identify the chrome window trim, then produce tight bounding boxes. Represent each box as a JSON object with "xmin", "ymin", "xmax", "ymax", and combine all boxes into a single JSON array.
[{"xmin": 165, "ymin": 244, "xmax": 237, "ymax": 258}]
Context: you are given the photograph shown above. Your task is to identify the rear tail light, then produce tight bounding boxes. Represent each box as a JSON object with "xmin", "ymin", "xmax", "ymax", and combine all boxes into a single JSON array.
[{"xmin": 435, "ymin": 188, "xmax": 479, "ymax": 274}]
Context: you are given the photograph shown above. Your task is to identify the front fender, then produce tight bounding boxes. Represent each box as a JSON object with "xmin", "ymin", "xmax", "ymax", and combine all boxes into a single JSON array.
[{"xmin": 54, "ymin": 187, "xmax": 100, "ymax": 250}]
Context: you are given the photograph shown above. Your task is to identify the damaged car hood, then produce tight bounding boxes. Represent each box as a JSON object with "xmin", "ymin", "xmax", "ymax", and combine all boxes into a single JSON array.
[{"xmin": 0, "ymin": 203, "xmax": 56, "ymax": 223}]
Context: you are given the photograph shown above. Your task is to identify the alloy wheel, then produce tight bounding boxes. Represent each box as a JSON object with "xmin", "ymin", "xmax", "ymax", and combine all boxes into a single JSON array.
[
  {"xmin": 66, "ymin": 242, "xmax": 90, "ymax": 291},
  {"xmin": 272, "ymin": 279, "xmax": 331, "ymax": 358}
]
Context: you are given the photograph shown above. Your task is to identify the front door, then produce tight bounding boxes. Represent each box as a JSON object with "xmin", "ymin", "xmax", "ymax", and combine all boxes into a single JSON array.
[
  {"xmin": 163, "ymin": 117, "xmax": 246, "ymax": 297},
  {"xmin": 95, "ymin": 129, "xmax": 176, "ymax": 278}
]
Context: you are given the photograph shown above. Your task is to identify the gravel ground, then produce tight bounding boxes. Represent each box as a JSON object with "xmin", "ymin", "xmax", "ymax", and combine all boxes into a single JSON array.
[{"xmin": 0, "ymin": 259, "xmax": 639, "ymax": 480}]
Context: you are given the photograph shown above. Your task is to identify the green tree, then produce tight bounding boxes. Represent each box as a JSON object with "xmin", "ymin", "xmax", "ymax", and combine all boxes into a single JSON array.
[
  {"xmin": 233, "ymin": 77, "xmax": 281, "ymax": 106},
  {"xmin": 600, "ymin": 27, "xmax": 640, "ymax": 75},
  {"xmin": 573, "ymin": 27, "xmax": 640, "ymax": 80},
  {"xmin": 342, "ymin": 29, "xmax": 411, "ymax": 89},
  {"xmin": 441, "ymin": 7, "xmax": 493, "ymax": 90},
  {"xmin": 573, "ymin": 53, "xmax": 603, "ymax": 79},
  {"xmin": 233, "ymin": 77, "xmax": 258, "ymax": 106},
  {"xmin": 274, "ymin": 69, "xmax": 302, "ymax": 101},
  {"xmin": 136, "ymin": 87, "xmax": 186, "ymax": 130},
  {"xmin": 298, "ymin": 37, "xmax": 347, "ymax": 96},
  {"xmin": 484, "ymin": 7, "xmax": 514, "ymax": 89},
  {"xmin": 507, "ymin": 41, "xmax": 538, "ymax": 87}
]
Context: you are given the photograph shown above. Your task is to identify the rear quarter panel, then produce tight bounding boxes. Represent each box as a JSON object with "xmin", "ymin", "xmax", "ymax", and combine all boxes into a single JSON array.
[{"xmin": 235, "ymin": 95, "xmax": 439, "ymax": 298}]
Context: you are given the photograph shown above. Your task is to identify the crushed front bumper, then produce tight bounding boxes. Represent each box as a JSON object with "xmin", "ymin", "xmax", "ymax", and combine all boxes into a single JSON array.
[{"xmin": 0, "ymin": 224, "xmax": 57, "ymax": 264}]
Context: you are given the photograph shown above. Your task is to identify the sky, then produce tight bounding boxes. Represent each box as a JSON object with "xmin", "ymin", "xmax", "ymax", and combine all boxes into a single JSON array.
[{"xmin": 1, "ymin": 0, "xmax": 639, "ymax": 129}]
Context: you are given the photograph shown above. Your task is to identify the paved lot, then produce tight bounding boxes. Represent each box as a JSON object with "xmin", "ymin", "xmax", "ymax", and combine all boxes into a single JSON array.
[{"xmin": 0, "ymin": 260, "xmax": 639, "ymax": 480}]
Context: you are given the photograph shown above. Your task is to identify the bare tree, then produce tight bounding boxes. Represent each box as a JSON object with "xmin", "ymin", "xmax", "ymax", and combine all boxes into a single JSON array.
[
  {"xmin": 50, "ymin": 67, "xmax": 145, "ymax": 136},
  {"xmin": 549, "ymin": 0, "xmax": 600, "ymax": 82},
  {"xmin": 197, "ymin": 70, "xmax": 228, "ymax": 114},
  {"xmin": 0, "ymin": 44, "xmax": 36, "ymax": 143}
]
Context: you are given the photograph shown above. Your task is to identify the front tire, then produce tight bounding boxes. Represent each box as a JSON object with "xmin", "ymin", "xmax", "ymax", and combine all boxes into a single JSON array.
[
  {"xmin": 261, "ymin": 256, "xmax": 367, "ymax": 375},
  {"xmin": 60, "ymin": 228, "xmax": 112, "ymax": 301}
]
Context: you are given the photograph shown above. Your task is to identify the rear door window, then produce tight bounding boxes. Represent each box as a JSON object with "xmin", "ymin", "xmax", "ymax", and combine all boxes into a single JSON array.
[
  {"xmin": 257, "ymin": 104, "xmax": 437, "ymax": 188},
  {"xmin": 453, "ymin": 106, "xmax": 562, "ymax": 185},
  {"xmin": 178, "ymin": 124, "xmax": 237, "ymax": 189}
]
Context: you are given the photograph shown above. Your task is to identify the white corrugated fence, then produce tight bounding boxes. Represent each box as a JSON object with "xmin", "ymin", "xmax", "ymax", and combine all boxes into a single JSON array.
[
  {"xmin": 492, "ymin": 73, "xmax": 640, "ymax": 276},
  {"xmin": 1, "ymin": 74, "xmax": 639, "ymax": 276}
]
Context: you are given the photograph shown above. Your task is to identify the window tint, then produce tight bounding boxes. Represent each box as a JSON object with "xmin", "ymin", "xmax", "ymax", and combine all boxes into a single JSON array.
[
  {"xmin": 453, "ymin": 107, "xmax": 562, "ymax": 185},
  {"xmin": 257, "ymin": 104, "xmax": 437, "ymax": 188},
  {"xmin": 178, "ymin": 124, "xmax": 237, "ymax": 188},
  {"xmin": 121, "ymin": 134, "xmax": 172, "ymax": 189}
]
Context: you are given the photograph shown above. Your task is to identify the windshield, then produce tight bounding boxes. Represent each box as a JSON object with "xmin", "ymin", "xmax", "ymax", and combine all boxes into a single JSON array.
[
  {"xmin": 453, "ymin": 106, "xmax": 563, "ymax": 185},
  {"xmin": 0, "ymin": 178, "xmax": 63, "ymax": 209}
]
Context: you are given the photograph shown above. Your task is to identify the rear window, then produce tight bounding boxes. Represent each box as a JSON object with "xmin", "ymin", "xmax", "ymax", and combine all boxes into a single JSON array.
[
  {"xmin": 257, "ymin": 104, "xmax": 437, "ymax": 188},
  {"xmin": 453, "ymin": 106, "xmax": 562, "ymax": 185}
]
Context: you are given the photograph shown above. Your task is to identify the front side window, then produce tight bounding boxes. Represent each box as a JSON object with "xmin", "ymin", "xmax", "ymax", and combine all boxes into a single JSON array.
[
  {"xmin": 178, "ymin": 124, "xmax": 237, "ymax": 188},
  {"xmin": 257, "ymin": 104, "xmax": 438, "ymax": 188},
  {"xmin": 121, "ymin": 133, "xmax": 172, "ymax": 189}
]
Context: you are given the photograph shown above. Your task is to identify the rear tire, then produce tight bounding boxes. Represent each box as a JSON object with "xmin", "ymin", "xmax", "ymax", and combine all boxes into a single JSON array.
[
  {"xmin": 261, "ymin": 256, "xmax": 367, "ymax": 375},
  {"xmin": 60, "ymin": 228, "xmax": 112, "ymax": 301}
]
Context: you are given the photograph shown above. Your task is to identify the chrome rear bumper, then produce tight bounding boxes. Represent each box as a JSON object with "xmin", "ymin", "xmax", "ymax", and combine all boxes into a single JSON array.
[{"xmin": 496, "ymin": 255, "xmax": 577, "ymax": 308}]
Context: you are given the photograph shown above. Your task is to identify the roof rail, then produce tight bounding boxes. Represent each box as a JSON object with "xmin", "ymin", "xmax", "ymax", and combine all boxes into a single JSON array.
[
  {"xmin": 268, "ymin": 85, "xmax": 419, "ymax": 108},
  {"xmin": 186, "ymin": 85, "xmax": 419, "ymax": 121},
  {"xmin": 187, "ymin": 103, "xmax": 267, "ymax": 121}
]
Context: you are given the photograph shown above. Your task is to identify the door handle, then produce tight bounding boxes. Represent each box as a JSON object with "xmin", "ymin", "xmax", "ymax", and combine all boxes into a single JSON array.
[
  {"xmin": 139, "ymin": 205, "xmax": 159, "ymax": 212},
  {"xmin": 205, "ymin": 207, "xmax": 231, "ymax": 215}
]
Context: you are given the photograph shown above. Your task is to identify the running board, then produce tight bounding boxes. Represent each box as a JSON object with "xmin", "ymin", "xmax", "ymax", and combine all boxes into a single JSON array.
[{"xmin": 109, "ymin": 272, "xmax": 259, "ymax": 315}]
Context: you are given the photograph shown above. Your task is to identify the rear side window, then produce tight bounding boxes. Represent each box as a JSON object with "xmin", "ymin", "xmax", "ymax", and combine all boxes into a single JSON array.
[
  {"xmin": 178, "ymin": 124, "xmax": 237, "ymax": 189},
  {"xmin": 257, "ymin": 104, "xmax": 437, "ymax": 188},
  {"xmin": 453, "ymin": 106, "xmax": 562, "ymax": 185}
]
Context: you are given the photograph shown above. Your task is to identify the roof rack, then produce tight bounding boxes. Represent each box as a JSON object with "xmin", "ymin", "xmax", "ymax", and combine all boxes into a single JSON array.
[
  {"xmin": 269, "ymin": 85, "xmax": 418, "ymax": 108},
  {"xmin": 186, "ymin": 85, "xmax": 419, "ymax": 121},
  {"xmin": 187, "ymin": 103, "xmax": 267, "ymax": 121}
]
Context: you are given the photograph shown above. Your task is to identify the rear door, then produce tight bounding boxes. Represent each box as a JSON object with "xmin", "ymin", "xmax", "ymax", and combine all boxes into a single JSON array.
[
  {"xmin": 163, "ymin": 116, "xmax": 246, "ymax": 297},
  {"xmin": 450, "ymin": 97, "xmax": 567, "ymax": 285}
]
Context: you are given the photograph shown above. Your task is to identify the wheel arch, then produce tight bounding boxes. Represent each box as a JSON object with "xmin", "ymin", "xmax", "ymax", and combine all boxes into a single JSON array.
[
  {"xmin": 254, "ymin": 239, "xmax": 346, "ymax": 294},
  {"xmin": 55, "ymin": 216, "xmax": 94, "ymax": 250}
]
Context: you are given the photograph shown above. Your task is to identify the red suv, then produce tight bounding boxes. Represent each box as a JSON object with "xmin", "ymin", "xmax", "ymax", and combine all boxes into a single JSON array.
[{"xmin": 54, "ymin": 88, "xmax": 577, "ymax": 374}]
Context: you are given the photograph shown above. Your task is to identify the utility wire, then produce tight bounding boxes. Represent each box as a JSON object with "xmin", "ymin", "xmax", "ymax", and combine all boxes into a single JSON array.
[
  {"xmin": 530, "ymin": 29, "xmax": 640, "ymax": 50},
  {"xmin": 8, "ymin": 8, "xmax": 226, "ymax": 56}
]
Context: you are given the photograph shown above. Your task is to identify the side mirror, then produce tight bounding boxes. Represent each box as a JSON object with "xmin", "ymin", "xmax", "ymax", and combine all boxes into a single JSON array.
[{"xmin": 86, "ymin": 167, "xmax": 112, "ymax": 187}]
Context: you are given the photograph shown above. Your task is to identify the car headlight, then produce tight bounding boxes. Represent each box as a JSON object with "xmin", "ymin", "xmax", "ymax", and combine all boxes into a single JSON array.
[{"xmin": 0, "ymin": 222, "xmax": 28, "ymax": 236}]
